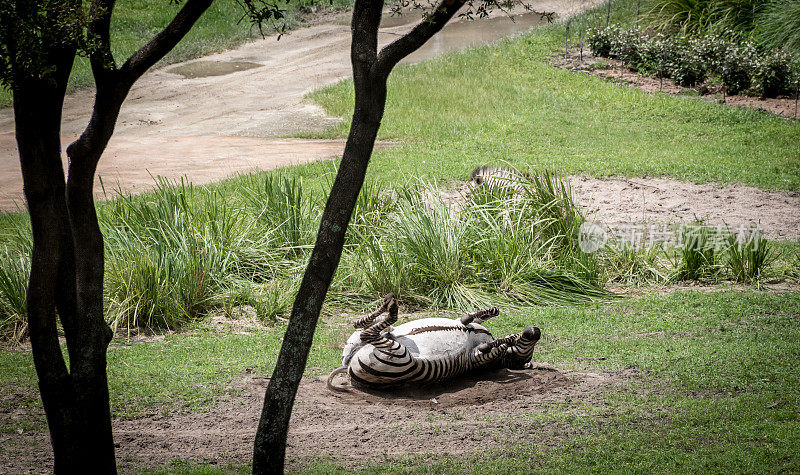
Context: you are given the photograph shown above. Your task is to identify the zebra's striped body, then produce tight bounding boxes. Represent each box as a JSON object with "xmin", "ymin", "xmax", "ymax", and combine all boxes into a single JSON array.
[
  {"xmin": 330, "ymin": 295, "xmax": 541, "ymax": 389},
  {"xmin": 470, "ymin": 166, "xmax": 532, "ymax": 193}
]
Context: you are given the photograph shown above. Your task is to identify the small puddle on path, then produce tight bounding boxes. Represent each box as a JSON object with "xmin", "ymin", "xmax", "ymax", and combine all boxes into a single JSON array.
[
  {"xmin": 399, "ymin": 12, "xmax": 549, "ymax": 63},
  {"xmin": 335, "ymin": 10, "xmax": 550, "ymax": 62},
  {"xmin": 167, "ymin": 60, "xmax": 262, "ymax": 79}
]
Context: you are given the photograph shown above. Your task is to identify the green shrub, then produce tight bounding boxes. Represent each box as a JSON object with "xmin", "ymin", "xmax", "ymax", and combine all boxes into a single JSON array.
[
  {"xmin": 668, "ymin": 41, "xmax": 708, "ymax": 86},
  {"xmin": 587, "ymin": 25, "xmax": 620, "ymax": 57},
  {"xmin": 692, "ymin": 33, "xmax": 735, "ymax": 71},
  {"xmin": 586, "ymin": 24, "xmax": 799, "ymax": 96},
  {"xmin": 637, "ymin": 33, "xmax": 676, "ymax": 76},
  {"xmin": 611, "ymin": 28, "xmax": 645, "ymax": 65},
  {"xmin": 720, "ymin": 42, "xmax": 757, "ymax": 94},
  {"xmin": 752, "ymin": 50, "xmax": 796, "ymax": 98}
]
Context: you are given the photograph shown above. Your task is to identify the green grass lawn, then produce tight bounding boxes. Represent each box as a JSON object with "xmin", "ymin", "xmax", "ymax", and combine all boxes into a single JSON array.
[
  {"xmin": 307, "ymin": 24, "xmax": 800, "ymax": 191},
  {"xmin": 3, "ymin": 290, "xmax": 799, "ymax": 472}
]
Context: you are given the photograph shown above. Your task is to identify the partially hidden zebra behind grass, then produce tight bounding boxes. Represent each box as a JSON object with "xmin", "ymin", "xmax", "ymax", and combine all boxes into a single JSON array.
[
  {"xmin": 327, "ymin": 294, "xmax": 541, "ymax": 391},
  {"xmin": 470, "ymin": 165, "xmax": 532, "ymax": 194}
]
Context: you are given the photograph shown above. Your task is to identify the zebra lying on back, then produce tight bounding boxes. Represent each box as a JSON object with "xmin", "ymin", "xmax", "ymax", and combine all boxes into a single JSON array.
[{"xmin": 327, "ymin": 294, "xmax": 541, "ymax": 390}]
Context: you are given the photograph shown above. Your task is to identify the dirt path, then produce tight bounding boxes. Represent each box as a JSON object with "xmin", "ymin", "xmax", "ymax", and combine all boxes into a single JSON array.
[
  {"xmin": 569, "ymin": 176, "xmax": 800, "ymax": 240},
  {"xmin": 0, "ymin": 0, "xmax": 598, "ymax": 210},
  {"xmin": 1, "ymin": 366, "xmax": 632, "ymax": 473}
]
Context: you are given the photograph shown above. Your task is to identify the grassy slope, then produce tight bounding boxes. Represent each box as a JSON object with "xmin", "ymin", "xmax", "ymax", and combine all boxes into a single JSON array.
[
  {"xmin": 0, "ymin": 0, "xmax": 351, "ymax": 107},
  {"xmin": 307, "ymin": 26, "xmax": 800, "ymax": 190}
]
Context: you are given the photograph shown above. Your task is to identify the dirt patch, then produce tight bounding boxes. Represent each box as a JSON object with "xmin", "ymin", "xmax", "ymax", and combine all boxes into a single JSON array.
[
  {"xmin": 570, "ymin": 175, "xmax": 800, "ymax": 241},
  {"xmin": 442, "ymin": 174, "xmax": 800, "ymax": 240},
  {"xmin": 554, "ymin": 51, "xmax": 800, "ymax": 120},
  {"xmin": 608, "ymin": 280, "xmax": 800, "ymax": 296},
  {"xmin": 0, "ymin": 367, "xmax": 632, "ymax": 472}
]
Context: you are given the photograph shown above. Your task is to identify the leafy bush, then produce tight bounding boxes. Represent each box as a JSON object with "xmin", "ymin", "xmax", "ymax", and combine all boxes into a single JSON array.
[
  {"xmin": 611, "ymin": 28, "xmax": 645, "ymax": 66},
  {"xmin": 692, "ymin": 33, "xmax": 734, "ymax": 71},
  {"xmin": 719, "ymin": 41, "xmax": 757, "ymax": 95},
  {"xmin": 668, "ymin": 41, "xmax": 708, "ymax": 86},
  {"xmin": 752, "ymin": 50, "xmax": 796, "ymax": 98},
  {"xmin": 636, "ymin": 33, "xmax": 676, "ymax": 76},
  {"xmin": 588, "ymin": 26, "xmax": 799, "ymax": 96},
  {"xmin": 587, "ymin": 25, "xmax": 620, "ymax": 57}
]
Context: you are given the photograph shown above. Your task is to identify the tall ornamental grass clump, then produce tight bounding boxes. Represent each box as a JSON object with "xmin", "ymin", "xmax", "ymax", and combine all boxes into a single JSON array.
[
  {"xmin": 338, "ymin": 173, "xmax": 607, "ymax": 310},
  {"xmin": 0, "ymin": 244, "xmax": 30, "ymax": 341},
  {"xmin": 0, "ymin": 216, "xmax": 32, "ymax": 342},
  {"xmin": 727, "ymin": 229, "xmax": 772, "ymax": 282},
  {"xmin": 645, "ymin": 0, "xmax": 763, "ymax": 34},
  {"xmin": 102, "ymin": 179, "xmax": 284, "ymax": 331},
  {"xmin": 756, "ymin": 0, "xmax": 800, "ymax": 55},
  {"xmin": 242, "ymin": 173, "xmax": 319, "ymax": 257},
  {"xmin": 676, "ymin": 224, "xmax": 723, "ymax": 281}
]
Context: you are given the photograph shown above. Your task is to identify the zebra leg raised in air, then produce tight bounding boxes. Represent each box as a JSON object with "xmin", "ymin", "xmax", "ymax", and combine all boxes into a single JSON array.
[
  {"xmin": 351, "ymin": 293, "xmax": 394, "ymax": 328},
  {"xmin": 460, "ymin": 306, "xmax": 499, "ymax": 325}
]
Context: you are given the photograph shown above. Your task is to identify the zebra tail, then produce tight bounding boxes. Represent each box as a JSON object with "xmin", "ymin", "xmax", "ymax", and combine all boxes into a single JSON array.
[{"xmin": 326, "ymin": 366, "xmax": 350, "ymax": 393}]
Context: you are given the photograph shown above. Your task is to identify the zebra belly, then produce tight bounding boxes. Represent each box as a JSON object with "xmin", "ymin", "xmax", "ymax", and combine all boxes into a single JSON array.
[{"xmin": 392, "ymin": 317, "xmax": 494, "ymax": 360}]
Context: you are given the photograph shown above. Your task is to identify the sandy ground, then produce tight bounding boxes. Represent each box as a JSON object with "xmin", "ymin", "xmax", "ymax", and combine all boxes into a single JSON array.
[
  {"xmin": 0, "ymin": 0, "xmax": 598, "ymax": 210},
  {"xmin": 442, "ymin": 175, "xmax": 800, "ymax": 241},
  {"xmin": 569, "ymin": 176, "xmax": 800, "ymax": 241},
  {"xmin": 1, "ymin": 365, "xmax": 632, "ymax": 473}
]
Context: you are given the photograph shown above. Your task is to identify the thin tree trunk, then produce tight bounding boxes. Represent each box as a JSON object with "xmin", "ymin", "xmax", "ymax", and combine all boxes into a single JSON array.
[
  {"xmin": 252, "ymin": 109, "xmax": 384, "ymax": 474},
  {"xmin": 253, "ymin": 0, "xmax": 463, "ymax": 469}
]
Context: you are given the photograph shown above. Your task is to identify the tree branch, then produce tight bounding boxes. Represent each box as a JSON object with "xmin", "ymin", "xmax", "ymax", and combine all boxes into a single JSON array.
[
  {"xmin": 67, "ymin": 0, "xmax": 213, "ymax": 163},
  {"xmin": 88, "ymin": 0, "xmax": 117, "ymax": 81},
  {"xmin": 119, "ymin": 0, "xmax": 213, "ymax": 83},
  {"xmin": 373, "ymin": 0, "xmax": 464, "ymax": 78}
]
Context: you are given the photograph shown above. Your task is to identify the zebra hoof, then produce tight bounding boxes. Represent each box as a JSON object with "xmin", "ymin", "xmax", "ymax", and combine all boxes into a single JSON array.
[{"xmin": 477, "ymin": 342, "xmax": 492, "ymax": 353}]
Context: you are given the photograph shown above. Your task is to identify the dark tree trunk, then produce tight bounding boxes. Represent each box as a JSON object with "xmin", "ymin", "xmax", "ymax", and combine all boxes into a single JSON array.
[
  {"xmin": 14, "ymin": 54, "xmax": 117, "ymax": 472},
  {"xmin": 252, "ymin": 94, "xmax": 385, "ymax": 475},
  {"xmin": 10, "ymin": 1, "xmax": 214, "ymax": 471},
  {"xmin": 253, "ymin": 0, "xmax": 463, "ymax": 471}
]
